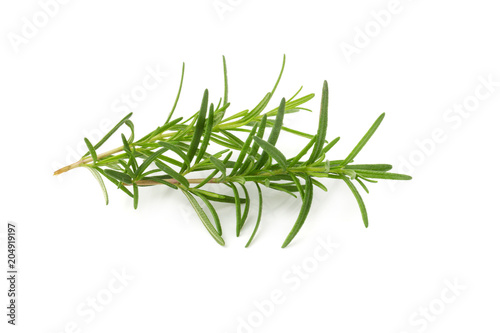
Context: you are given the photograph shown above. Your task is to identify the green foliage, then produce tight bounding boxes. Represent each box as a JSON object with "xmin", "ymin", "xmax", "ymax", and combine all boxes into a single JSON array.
[{"xmin": 55, "ymin": 56, "xmax": 411, "ymax": 247}]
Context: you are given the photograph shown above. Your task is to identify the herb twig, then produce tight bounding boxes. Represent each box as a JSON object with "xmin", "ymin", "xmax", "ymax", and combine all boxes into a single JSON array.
[{"xmin": 54, "ymin": 56, "xmax": 411, "ymax": 247}]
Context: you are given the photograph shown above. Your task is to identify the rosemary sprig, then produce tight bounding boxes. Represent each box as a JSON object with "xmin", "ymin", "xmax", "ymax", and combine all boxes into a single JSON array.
[{"xmin": 54, "ymin": 56, "xmax": 411, "ymax": 247}]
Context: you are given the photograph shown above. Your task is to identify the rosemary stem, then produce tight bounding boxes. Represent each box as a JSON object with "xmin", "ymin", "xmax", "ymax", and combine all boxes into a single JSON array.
[
  {"xmin": 131, "ymin": 166, "xmax": 344, "ymax": 187},
  {"xmin": 54, "ymin": 112, "xmax": 253, "ymax": 177},
  {"xmin": 54, "ymin": 126, "xmax": 210, "ymax": 176},
  {"xmin": 131, "ymin": 178, "xmax": 219, "ymax": 186},
  {"xmin": 53, "ymin": 145, "xmax": 125, "ymax": 175},
  {"xmin": 54, "ymin": 128, "xmax": 187, "ymax": 176}
]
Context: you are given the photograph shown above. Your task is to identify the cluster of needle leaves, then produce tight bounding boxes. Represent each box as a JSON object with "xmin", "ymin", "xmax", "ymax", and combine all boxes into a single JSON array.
[{"xmin": 54, "ymin": 55, "xmax": 411, "ymax": 247}]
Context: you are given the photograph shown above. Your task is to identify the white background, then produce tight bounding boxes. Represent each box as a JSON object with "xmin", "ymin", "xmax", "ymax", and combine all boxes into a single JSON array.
[{"xmin": 1, "ymin": 0, "xmax": 499, "ymax": 332}]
